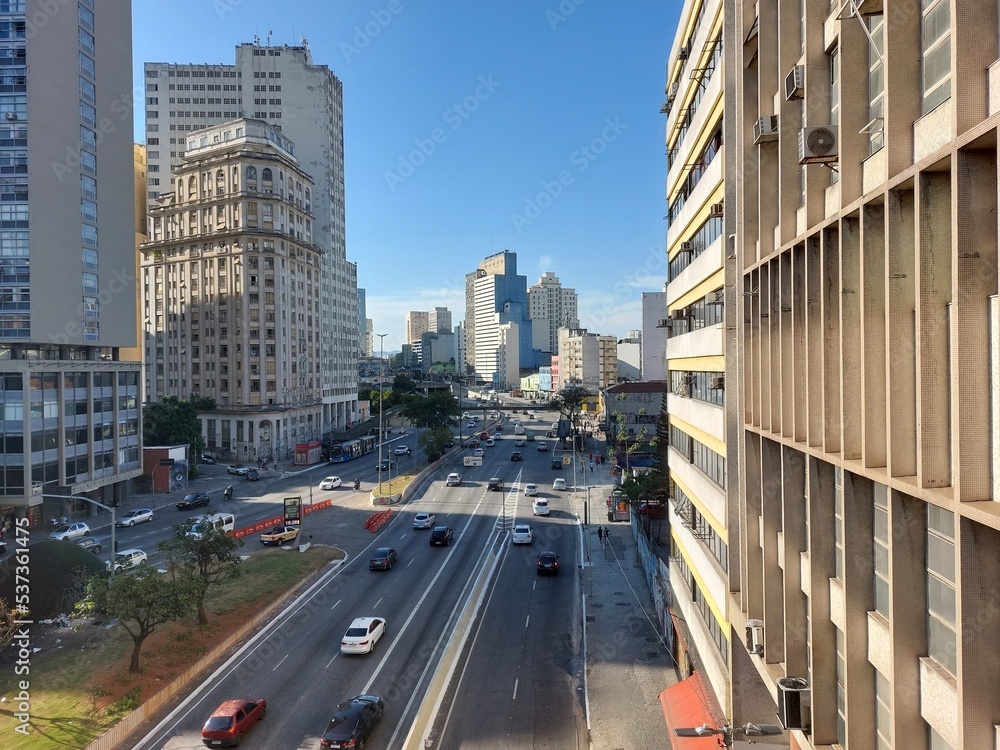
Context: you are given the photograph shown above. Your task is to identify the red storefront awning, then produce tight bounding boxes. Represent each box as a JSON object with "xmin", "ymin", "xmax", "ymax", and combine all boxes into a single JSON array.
[{"xmin": 659, "ymin": 670, "xmax": 725, "ymax": 748}]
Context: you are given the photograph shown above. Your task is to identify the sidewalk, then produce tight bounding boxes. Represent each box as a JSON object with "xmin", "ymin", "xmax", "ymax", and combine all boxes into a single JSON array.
[{"xmin": 582, "ymin": 483, "xmax": 675, "ymax": 749}]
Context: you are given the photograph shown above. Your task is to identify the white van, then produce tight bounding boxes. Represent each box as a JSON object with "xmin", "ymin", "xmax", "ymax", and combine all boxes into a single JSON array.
[
  {"xmin": 187, "ymin": 512, "xmax": 235, "ymax": 539},
  {"xmin": 513, "ymin": 424, "xmax": 525, "ymax": 435}
]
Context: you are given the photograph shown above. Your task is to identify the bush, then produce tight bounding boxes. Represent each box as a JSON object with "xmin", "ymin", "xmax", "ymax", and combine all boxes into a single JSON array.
[{"xmin": 0, "ymin": 540, "xmax": 105, "ymax": 618}]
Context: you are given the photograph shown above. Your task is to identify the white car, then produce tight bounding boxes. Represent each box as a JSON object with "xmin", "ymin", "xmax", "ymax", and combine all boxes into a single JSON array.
[
  {"xmin": 116, "ymin": 509, "xmax": 153, "ymax": 527},
  {"xmin": 511, "ymin": 524, "xmax": 533, "ymax": 544},
  {"xmin": 485, "ymin": 439, "xmax": 495, "ymax": 447},
  {"xmin": 319, "ymin": 476, "xmax": 343, "ymax": 490},
  {"xmin": 493, "ymin": 433, "xmax": 502, "ymax": 441},
  {"xmin": 413, "ymin": 512, "xmax": 436, "ymax": 529},
  {"xmin": 552, "ymin": 478, "xmax": 567, "ymax": 491},
  {"xmin": 473, "ymin": 448, "xmax": 484, "ymax": 457},
  {"xmin": 394, "ymin": 445, "xmax": 411, "ymax": 456},
  {"xmin": 446, "ymin": 472, "xmax": 462, "ymax": 486},
  {"xmin": 514, "ymin": 438, "xmax": 526, "ymax": 447},
  {"xmin": 537, "ymin": 442, "xmax": 548, "ymax": 452},
  {"xmin": 532, "ymin": 499, "xmax": 550, "ymax": 516},
  {"xmin": 49, "ymin": 522, "xmax": 91, "ymax": 541},
  {"xmin": 524, "ymin": 483, "xmax": 539, "ymax": 497},
  {"xmin": 108, "ymin": 548, "xmax": 148, "ymax": 573},
  {"xmin": 341, "ymin": 616, "xmax": 386, "ymax": 654}
]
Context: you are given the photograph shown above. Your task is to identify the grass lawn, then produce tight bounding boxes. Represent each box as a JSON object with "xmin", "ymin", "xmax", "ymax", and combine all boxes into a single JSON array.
[{"xmin": 0, "ymin": 545, "xmax": 342, "ymax": 750}]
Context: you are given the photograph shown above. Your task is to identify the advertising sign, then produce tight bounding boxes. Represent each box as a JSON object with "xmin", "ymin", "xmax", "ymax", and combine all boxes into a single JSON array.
[
  {"xmin": 283, "ymin": 496, "xmax": 302, "ymax": 526},
  {"xmin": 463, "ymin": 456, "xmax": 483, "ymax": 467}
]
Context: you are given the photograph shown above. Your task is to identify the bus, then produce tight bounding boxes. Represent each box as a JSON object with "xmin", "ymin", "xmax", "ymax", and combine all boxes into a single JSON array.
[
  {"xmin": 329, "ymin": 439, "xmax": 363, "ymax": 462},
  {"xmin": 359, "ymin": 435, "xmax": 377, "ymax": 455}
]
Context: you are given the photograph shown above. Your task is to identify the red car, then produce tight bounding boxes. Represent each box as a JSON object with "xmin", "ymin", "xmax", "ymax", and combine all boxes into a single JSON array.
[{"xmin": 201, "ymin": 698, "xmax": 266, "ymax": 746}]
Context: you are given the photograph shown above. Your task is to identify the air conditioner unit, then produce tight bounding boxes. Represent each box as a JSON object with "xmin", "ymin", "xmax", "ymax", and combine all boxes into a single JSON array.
[
  {"xmin": 3, "ymin": 112, "xmax": 17, "ymax": 121},
  {"xmin": 710, "ymin": 375, "xmax": 725, "ymax": 390},
  {"xmin": 680, "ymin": 240, "xmax": 693, "ymax": 254},
  {"xmin": 657, "ymin": 318, "xmax": 673, "ymax": 329},
  {"xmin": 706, "ymin": 290, "xmax": 723, "ymax": 305},
  {"xmin": 745, "ymin": 619, "xmax": 764, "ymax": 655},
  {"xmin": 671, "ymin": 309, "xmax": 688, "ymax": 321},
  {"xmin": 709, "ymin": 201, "xmax": 724, "ymax": 219},
  {"xmin": 678, "ymin": 44, "xmax": 689, "ymax": 61},
  {"xmin": 798, "ymin": 126, "xmax": 838, "ymax": 164},
  {"xmin": 668, "ymin": 81, "xmax": 679, "ymax": 101},
  {"xmin": 753, "ymin": 115, "xmax": 779, "ymax": 144},
  {"xmin": 784, "ymin": 65, "xmax": 805, "ymax": 101},
  {"xmin": 777, "ymin": 677, "xmax": 811, "ymax": 731},
  {"xmin": 660, "ymin": 102, "xmax": 671, "ymax": 115}
]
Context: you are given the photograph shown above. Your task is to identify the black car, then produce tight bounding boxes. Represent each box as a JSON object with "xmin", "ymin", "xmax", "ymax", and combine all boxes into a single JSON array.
[
  {"xmin": 75, "ymin": 536, "xmax": 103, "ymax": 554},
  {"xmin": 246, "ymin": 468, "xmax": 260, "ymax": 481},
  {"xmin": 320, "ymin": 694, "xmax": 384, "ymax": 749},
  {"xmin": 429, "ymin": 526, "xmax": 454, "ymax": 546},
  {"xmin": 368, "ymin": 547, "xmax": 398, "ymax": 571},
  {"xmin": 510, "ymin": 451, "xmax": 523, "ymax": 462},
  {"xmin": 488, "ymin": 477, "xmax": 503, "ymax": 492},
  {"xmin": 537, "ymin": 551, "xmax": 560, "ymax": 575},
  {"xmin": 177, "ymin": 491, "xmax": 210, "ymax": 510},
  {"xmin": 379, "ymin": 458, "xmax": 392, "ymax": 471},
  {"xmin": 551, "ymin": 459, "xmax": 562, "ymax": 470}
]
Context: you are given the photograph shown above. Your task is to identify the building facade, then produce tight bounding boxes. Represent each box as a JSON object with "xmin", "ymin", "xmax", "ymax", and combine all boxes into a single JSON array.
[
  {"xmin": 641, "ymin": 290, "xmax": 668, "ymax": 380},
  {"xmin": 405, "ymin": 310, "xmax": 429, "ymax": 346},
  {"xmin": 556, "ymin": 328, "xmax": 618, "ymax": 392},
  {"xmin": 617, "ymin": 330, "xmax": 642, "ymax": 381},
  {"xmin": 144, "ymin": 42, "xmax": 358, "ymax": 433},
  {"xmin": 428, "ymin": 306, "xmax": 452, "ymax": 334},
  {"xmin": 528, "ymin": 271, "xmax": 579, "ymax": 354},
  {"xmin": 140, "ymin": 119, "xmax": 322, "ymax": 463},
  {"xmin": 466, "ymin": 250, "xmax": 534, "ymax": 384}
]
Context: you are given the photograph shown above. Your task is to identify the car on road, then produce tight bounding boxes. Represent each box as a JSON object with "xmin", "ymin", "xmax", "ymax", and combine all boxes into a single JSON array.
[
  {"xmin": 200, "ymin": 453, "xmax": 217, "ymax": 464},
  {"xmin": 49, "ymin": 522, "xmax": 90, "ymax": 541},
  {"xmin": 393, "ymin": 445, "xmax": 412, "ymax": 456},
  {"xmin": 368, "ymin": 547, "xmax": 398, "ymax": 571},
  {"xmin": 493, "ymin": 432, "xmax": 502, "ymax": 440},
  {"xmin": 524, "ymin": 483, "xmax": 538, "ymax": 497},
  {"xmin": 537, "ymin": 442, "xmax": 548, "ymax": 452},
  {"xmin": 484, "ymin": 438, "xmax": 495, "ymax": 447},
  {"xmin": 116, "ymin": 509, "xmax": 153, "ymax": 527},
  {"xmin": 510, "ymin": 450, "xmax": 523, "ymax": 461},
  {"xmin": 444, "ymin": 439, "xmax": 456, "ymax": 449},
  {"xmin": 412, "ymin": 511, "xmax": 436, "ymax": 529},
  {"xmin": 552, "ymin": 478, "xmax": 567, "ymax": 491},
  {"xmin": 379, "ymin": 458, "xmax": 391, "ymax": 471},
  {"xmin": 429, "ymin": 526, "xmax": 454, "ymax": 546},
  {"xmin": 488, "ymin": 477, "xmax": 503, "ymax": 491},
  {"xmin": 551, "ymin": 459, "xmax": 562, "ymax": 470},
  {"xmin": 75, "ymin": 536, "xmax": 102, "ymax": 554},
  {"xmin": 340, "ymin": 616, "xmax": 386, "ymax": 654},
  {"xmin": 514, "ymin": 438, "xmax": 525, "ymax": 447},
  {"xmin": 259, "ymin": 525, "xmax": 299, "ymax": 546},
  {"xmin": 226, "ymin": 464, "xmax": 250, "ymax": 476},
  {"xmin": 532, "ymin": 499, "xmax": 550, "ymax": 516},
  {"xmin": 473, "ymin": 448, "xmax": 484, "ymax": 457},
  {"xmin": 177, "ymin": 491, "xmax": 211, "ymax": 510},
  {"xmin": 108, "ymin": 548, "xmax": 147, "ymax": 573},
  {"xmin": 201, "ymin": 697, "xmax": 267, "ymax": 747},
  {"xmin": 537, "ymin": 551, "xmax": 560, "ymax": 575},
  {"xmin": 319, "ymin": 476, "xmax": 343, "ymax": 490},
  {"xmin": 466, "ymin": 421, "xmax": 476, "ymax": 429},
  {"xmin": 245, "ymin": 468, "xmax": 260, "ymax": 481},
  {"xmin": 512, "ymin": 524, "xmax": 533, "ymax": 544},
  {"xmin": 319, "ymin": 695, "xmax": 384, "ymax": 750},
  {"xmin": 445, "ymin": 472, "xmax": 462, "ymax": 486}
]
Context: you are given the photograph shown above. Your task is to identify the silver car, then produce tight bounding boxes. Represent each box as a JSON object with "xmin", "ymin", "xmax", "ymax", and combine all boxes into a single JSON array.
[
  {"xmin": 49, "ymin": 522, "xmax": 91, "ymax": 541},
  {"xmin": 116, "ymin": 509, "xmax": 153, "ymax": 527},
  {"xmin": 413, "ymin": 512, "xmax": 436, "ymax": 529}
]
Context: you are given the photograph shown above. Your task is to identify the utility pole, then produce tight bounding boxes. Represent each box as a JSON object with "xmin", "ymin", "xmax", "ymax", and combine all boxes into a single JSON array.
[{"xmin": 376, "ymin": 333, "xmax": 387, "ymax": 496}]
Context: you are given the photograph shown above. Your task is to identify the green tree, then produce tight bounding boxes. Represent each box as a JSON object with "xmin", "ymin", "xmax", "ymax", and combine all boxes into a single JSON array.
[
  {"xmin": 392, "ymin": 375, "xmax": 418, "ymax": 394},
  {"xmin": 401, "ymin": 390, "xmax": 461, "ymax": 430},
  {"xmin": 619, "ymin": 471, "xmax": 664, "ymax": 540},
  {"xmin": 549, "ymin": 384, "xmax": 590, "ymax": 448},
  {"xmin": 419, "ymin": 424, "xmax": 454, "ymax": 462},
  {"xmin": 158, "ymin": 525, "xmax": 243, "ymax": 626},
  {"xmin": 143, "ymin": 395, "xmax": 205, "ymax": 460},
  {"xmin": 76, "ymin": 567, "xmax": 192, "ymax": 673}
]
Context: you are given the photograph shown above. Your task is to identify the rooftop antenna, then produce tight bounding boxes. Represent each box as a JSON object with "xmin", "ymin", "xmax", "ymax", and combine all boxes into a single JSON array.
[
  {"xmin": 266, "ymin": 30, "xmax": 273, "ymax": 46},
  {"xmin": 253, "ymin": 33, "xmax": 260, "ymax": 45}
]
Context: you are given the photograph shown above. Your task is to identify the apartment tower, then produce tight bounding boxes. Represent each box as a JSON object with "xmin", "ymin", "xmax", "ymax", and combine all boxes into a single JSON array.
[{"xmin": 527, "ymin": 271, "xmax": 579, "ymax": 354}]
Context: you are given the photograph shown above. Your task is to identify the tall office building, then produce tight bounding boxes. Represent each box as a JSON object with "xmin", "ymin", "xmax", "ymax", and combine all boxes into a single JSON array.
[
  {"xmin": 659, "ymin": 0, "xmax": 730, "ymax": 726},
  {"xmin": 144, "ymin": 42, "xmax": 358, "ymax": 433},
  {"xmin": 357, "ymin": 288, "xmax": 367, "ymax": 356},
  {"xmin": 528, "ymin": 271, "xmax": 579, "ymax": 354},
  {"xmin": 428, "ymin": 306, "xmax": 452, "ymax": 335},
  {"xmin": 405, "ymin": 310, "xmax": 429, "ymax": 346},
  {"xmin": 0, "ymin": 0, "xmax": 142, "ymax": 526},
  {"xmin": 140, "ymin": 119, "xmax": 323, "ymax": 462},
  {"xmin": 728, "ymin": 2, "xmax": 1000, "ymax": 749},
  {"xmin": 465, "ymin": 250, "xmax": 534, "ymax": 385}
]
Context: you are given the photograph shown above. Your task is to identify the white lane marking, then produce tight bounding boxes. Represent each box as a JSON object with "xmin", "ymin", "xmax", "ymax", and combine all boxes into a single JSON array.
[
  {"xmin": 330, "ymin": 598, "xmax": 341, "ymax": 611},
  {"xmin": 512, "ymin": 678, "xmax": 519, "ymax": 701},
  {"xmin": 406, "ymin": 558, "xmax": 414, "ymax": 567},
  {"xmin": 373, "ymin": 597, "xmax": 383, "ymax": 609},
  {"xmin": 272, "ymin": 653, "xmax": 289, "ymax": 671},
  {"xmin": 524, "ymin": 615, "xmax": 530, "ymax": 629},
  {"xmin": 325, "ymin": 653, "xmax": 338, "ymax": 669}
]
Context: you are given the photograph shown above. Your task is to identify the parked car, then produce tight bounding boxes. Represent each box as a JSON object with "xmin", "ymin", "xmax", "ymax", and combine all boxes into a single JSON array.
[
  {"xmin": 552, "ymin": 478, "xmax": 567, "ymax": 491},
  {"xmin": 200, "ymin": 453, "xmax": 217, "ymax": 465},
  {"xmin": 488, "ymin": 477, "xmax": 503, "ymax": 492},
  {"xmin": 319, "ymin": 476, "xmax": 343, "ymax": 490},
  {"xmin": 368, "ymin": 547, "xmax": 398, "ymax": 571},
  {"xmin": 393, "ymin": 445, "xmax": 411, "ymax": 456},
  {"xmin": 75, "ymin": 536, "xmax": 102, "ymax": 554},
  {"xmin": 445, "ymin": 472, "xmax": 462, "ymax": 486},
  {"xmin": 524, "ymin": 483, "xmax": 538, "ymax": 497},
  {"xmin": 537, "ymin": 442, "xmax": 548, "ymax": 452},
  {"xmin": 108, "ymin": 548, "xmax": 147, "ymax": 573},
  {"xmin": 511, "ymin": 524, "xmax": 533, "ymax": 544},
  {"xmin": 340, "ymin": 616, "xmax": 386, "ymax": 654},
  {"xmin": 201, "ymin": 698, "xmax": 267, "ymax": 747},
  {"xmin": 177, "ymin": 492, "xmax": 211, "ymax": 510},
  {"xmin": 260, "ymin": 525, "xmax": 299, "ymax": 546},
  {"xmin": 319, "ymin": 695, "xmax": 384, "ymax": 749},
  {"xmin": 227, "ymin": 464, "xmax": 250, "ymax": 476},
  {"xmin": 537, "ymin": 551, "xmax": 560, "ymax": 575},
  {"xmin": 116, "ymin": 509, "xmax": 153, "ymax": 527},
  {"xmin": 429, "ymin": 526, "xmax": 454, "ymax": 546},
  {"xmin": 510, "ymin": 451, "xmax": 523, "ymax": 461},
  {"xmin": 49, "ymin": 522, "xmax": 90, "ymax": 541},
  {"xmin": 412, "ymin": 512, "xmax": 435, "ymax": 529},
  {"xmin": 532, "ymin": 499, "xmax": 550, "ymax": 516}
]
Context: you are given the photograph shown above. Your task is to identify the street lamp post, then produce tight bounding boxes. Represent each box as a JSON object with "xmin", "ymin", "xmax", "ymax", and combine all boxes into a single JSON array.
[{"xmin": 376, "ymin": 333, "xmax": 387, "ymax": 496}]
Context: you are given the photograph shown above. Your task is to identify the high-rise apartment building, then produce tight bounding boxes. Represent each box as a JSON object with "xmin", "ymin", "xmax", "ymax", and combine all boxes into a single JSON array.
[
  {"xmin": 528, "ymin": 271, "xmax": 579, "ymax": 354},
  {"xmin": 556, "ymin": 328, "xmax": 618, "ymax": 392},
  {"xmin": 727, "ymin": 2, "xmax": 1000, "ymax": 749},
  {"xmin": 358, "ymin": 288, "xmax": 367, "ymax": 356},
  {"xmin": 140, "ymin": 119, "xmax": 323, "ymax": 462},
  {"xmin": 660, "ymin": 0, "xmax": 730, "ymax": 724},
  {"xmin": 144, "ymin": 42, "xmax": 358, "ymax": 433},
  {"xmin": 428, "ymin": 306, "xmax": 452, "ymax": 335},
  {"xmin": 0, "ymin": 0, "xmax": 142, "ymax": 526},
  {"xmin": 405, "ymin": 310, "xmax": 429, "ymax": 346}
]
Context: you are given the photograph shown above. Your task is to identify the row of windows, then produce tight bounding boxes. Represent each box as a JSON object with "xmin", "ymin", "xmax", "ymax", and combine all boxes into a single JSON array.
[
  {"xmin": 668, "ymin": 123, "xmax": 723, "ymax": 224},
  {"xmin": 157, "ymin": 69, "xmax": 239, "ymax": 78},
  {"xmin": 671, "ymin": 536, "xmax": 729, "ymax": 665},
  {"xmin": 669, "ymin": 34, "xmax": 722, "ymax": 155},
  {"xmin": 668, "ymin": 214, "xmax": 723, "ymax": 281},
  {"xmin": 675, "ymin": 484, "xmax": 728, "ymax": 571},
  {"xmin": 667, "ymin": 293, "xmax": 724, "ymax": 337},
  {"xmin": 669, "ymin": 423, "xmax": 726, "ymax": 488},
  {"xmin": 668, "ymin": 370, "xmax": 724, "ymax": 407}
]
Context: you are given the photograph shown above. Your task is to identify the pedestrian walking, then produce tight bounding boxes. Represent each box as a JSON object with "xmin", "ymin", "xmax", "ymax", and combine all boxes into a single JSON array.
[
  {"xmin": 597, "ymin": 526, "xmax": 604, "ymax": 545},
  {"xmin": 589, "ymin": 460, "xmax": 595, "ymax": 473}
]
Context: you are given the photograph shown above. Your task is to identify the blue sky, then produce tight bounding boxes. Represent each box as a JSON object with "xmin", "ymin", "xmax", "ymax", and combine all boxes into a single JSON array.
[{"xmin": 132, "ymin": 1, "xmax": 680, "ymax": 351}]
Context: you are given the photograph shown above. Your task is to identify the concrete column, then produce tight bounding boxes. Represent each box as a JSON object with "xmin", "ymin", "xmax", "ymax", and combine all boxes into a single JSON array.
[
  {"xmin": 806, "ymin": 237, "xmax": 823, "ymax": 448},
  {"xmin": 886, "ymin": 187, "xmax": 917, "ymax": 478},
  {"xmin": 842, "ymin": 472, "xmax": 875, "ymax": 749},
  {"xmin": 781, "ymin": 446, "xmax": 807, "ymax": 678},
  {"xmin": 861, "ymin": 203, "xmax": 887, "ymax": 469},
  {"xmin": 807, "ymin": 456, "xmax": 838, "ymax": 745},
  {"xmin": 840, "ymin": 216, "xmax": 862, "ymax": 461},
  {"xmin": 760, "ymin": 437, "xmax": 785, "ymax": 661},
  {"xmin": 822, "ymin": 227, "xmax": 842, "ymax": 454}
]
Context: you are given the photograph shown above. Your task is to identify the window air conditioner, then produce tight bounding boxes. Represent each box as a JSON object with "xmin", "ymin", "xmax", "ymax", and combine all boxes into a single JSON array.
[
  {"xmin": 678, "ymin": 44, "xmax": 689, "ymax": 61},
  {"xmin": 745, "ymin": 619, "xmax": 764, "ymax": 655},
  {"xmin": 798, "ymin": 126, "xmax": 838, "ymax": 164},
  {"xmin": 709, "ymin": 201, "xmax": 724, "ymax": 219},
  {"xmin": 668, "ymin": 81, "xmax": 679, "ymax": 101},
  {"xmin": 784, "ymin": 65, "xmax": 805, "ymax": 101},
  {"xmin": 710, "ymin": 376, "xmax": 725, "ymax": 390},
  {"xmin": 753, "ymin": 115, "xmax": 779, "ymax": 144},
  {"xmin": 706, "ymin": 290, "xmax": 723, "ymax": 305},
  {"xmin": 680, "ymin": 240, "xmax": 693, "ymax": 254},
  {"xmin": 657, "ymin": 318, "xmax": 672, "ymax": 329},
  {"xmin": 777, "ymin": 677, "xmax": 811, "ymax": 731}
]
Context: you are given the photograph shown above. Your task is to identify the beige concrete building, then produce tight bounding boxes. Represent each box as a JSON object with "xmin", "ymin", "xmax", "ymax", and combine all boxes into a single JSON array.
[
  {"xmin": 556, "ymin": 328, "xmax": 618, "ymax": 392},
  {"xmin": 528, "ymin": 271, "xmax": 579, "ymax": 354},
  {"xmin": 405, "ymin": 310, "xmax": 429, "ymax": 346},
  {"xmin": 140, "ymin": 119, "xmax": 322, "ymax": 462},
  {"xmin": 728, "ymin": 0, "xmax": 1000, "ymax": 748}
]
